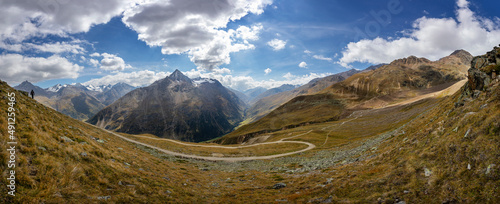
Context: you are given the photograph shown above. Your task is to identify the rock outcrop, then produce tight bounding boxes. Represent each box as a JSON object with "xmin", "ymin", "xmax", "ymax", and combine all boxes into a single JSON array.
[
  {"xmin": 468, "ymin": 46, "xmax": 500, "ymax": 91},
  {"xmin": 457, "ymin": 45, "xmax": 500, "ymax": 105}
]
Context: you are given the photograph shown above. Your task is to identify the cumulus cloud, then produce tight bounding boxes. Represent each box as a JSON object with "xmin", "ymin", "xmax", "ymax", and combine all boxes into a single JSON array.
[
  {"xmin": 90, "ymin": 53, "xmax": 101, "ymax": 57},
  {"xmin": 0, "ymin": 54, "xmax": 82, "ymax": 84},
  {"xmin": 299, "ymin": 61, "xmax": 308, "ymax": 68},
  {"xmin": 267, "ymin": 38, "xmax": 287, "ymax": 51},
  {"xmin": 23, "ymin": 42, "xmax": 85, "ymax": 54},
  {"xmin": 312, "ymin": 55, "xmax": 333, "ymax": 62},
  {"xmin": 283, "ymin": 72, "xmax": 295, "ymax": 80},
  {"xmin": 212, "ymin": 67, "xmax": 232, "ymax": 74},
  {"xmin": 0, "ymin": 0, "xmax": 134, "ymax": 43},
  {"xmin": 122, "ymin": 0, "xmax": 271, "ymax": 70},
  {"xmin": 83, "ymin": 70, "xmax": 170, "ymax": 87},
  {"xmin": 89, "ymin": 59, "xmax": 100, "ymax": 67},
  {"xmin": 264, "ymin": 68, "xmax": 272, "ymax": 75},
  {"xmin": 93, "ymin": 53, "xmax": 131, "ymax": 72},
  {"xmin": 338, "ymin": 0, "xmax": 500, "ymax": 67},
  {"xmin": 187, "ymin": 26, "xmax": 261, "ymax": 70},
  {"xmin": 304, "ymin": 50, "xmax": 312, "ymax": 54},
  {"xmin": 183, "ymin": 68, "xmax": 331, "ymax": 91}
]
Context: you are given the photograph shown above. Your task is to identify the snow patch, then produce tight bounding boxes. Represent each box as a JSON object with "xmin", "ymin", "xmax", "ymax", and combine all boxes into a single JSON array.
[
  {"xmin": 47, "ymin": 84, "xmax": 67, "ymax": 92},
  {"xmin": 85, "ymin": 84, "xmax": 112, "ymax": 92},
  {"xmin": 193, "ymin": 78, "xmax": 216, "ymax": 86}
]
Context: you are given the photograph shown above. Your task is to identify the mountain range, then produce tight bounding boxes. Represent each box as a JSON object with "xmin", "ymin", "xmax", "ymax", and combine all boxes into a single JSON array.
[
  {"xmin": 217, "ymin": 50, "xmax": 473, "ymax": 144},
  {"xmin": 88, "ymin": 70, "xmax": 246, "ymax": 142},
  {"xmin": 242, "ymin": 68, "xmax": 367, "ymax": 125},
  {"xmin": 14, "ymin": 81, "xmax": 135, "ymax": 120}
]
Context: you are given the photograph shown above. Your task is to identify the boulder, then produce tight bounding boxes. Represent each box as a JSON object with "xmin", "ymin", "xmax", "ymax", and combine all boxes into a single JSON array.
[
  {"xmin": 60, "ymin": 136, "xmax": 73, "ymax": 143},
  {"xmin": 272, "ymin": 183, "xmax": 287, "ymax": 189}
]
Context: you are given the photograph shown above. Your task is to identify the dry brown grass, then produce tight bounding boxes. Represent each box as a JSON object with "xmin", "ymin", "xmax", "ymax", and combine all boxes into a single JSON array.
[
  {"xmin": 119, "ymin": 133, "xmax": 309, "ymax": 157},
  {"xmin": 0, "ymin": 72, "xmax": 498, "ymax": 203}
]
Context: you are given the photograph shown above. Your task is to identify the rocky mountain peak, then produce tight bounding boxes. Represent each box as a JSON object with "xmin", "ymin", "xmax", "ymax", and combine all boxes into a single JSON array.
[
  {"xmin": 19, "ymin": 80, "xmax": 34, "ymax": 86},
  {"xmin": 390, "ymin": 56, "xmax": 431, "ymax": 65},
  {"xmin": 449, "ymin": 49, "xmax": 473, "ymax": 64},
  {"xmin": 169, "ymin": 69, "xmax": 191, "ymax": 82}
]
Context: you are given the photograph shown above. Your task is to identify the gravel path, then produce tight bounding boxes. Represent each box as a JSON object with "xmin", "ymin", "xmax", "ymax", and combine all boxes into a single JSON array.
[{"xmin": 97, "ymin": 127, "xmax": 315, "ymax": 162}]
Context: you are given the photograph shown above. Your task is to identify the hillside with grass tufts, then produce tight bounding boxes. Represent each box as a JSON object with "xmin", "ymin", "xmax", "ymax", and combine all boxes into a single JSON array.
[{"xmin": 0, "ymin": 46, "xmax": 498, "ymax": 203}]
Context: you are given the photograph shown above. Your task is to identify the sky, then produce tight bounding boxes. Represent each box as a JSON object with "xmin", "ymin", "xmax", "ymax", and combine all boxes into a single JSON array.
[{"xmin": 0, "ymin": 0, "xmax": 499, "ymax": 91}]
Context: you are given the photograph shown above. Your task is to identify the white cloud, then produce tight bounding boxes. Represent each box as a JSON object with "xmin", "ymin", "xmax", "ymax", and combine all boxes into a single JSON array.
[
  {"xmin": 299, "ymin": 61, "xmax": 308, "ymax": 68},
  {"xmin": 264, "ymin": 68, "xmax": 272, "ymax": 75},
  {"xmin": 312, "ymin": 55, "xmax": 333, "ymax": 62},
  {"xmin": 212, "ymin": 67, "xmax": 232, "ymax": 74},
  {"xmin": 90, "ymin": 52, "xmax": 101, "ymax": 57},
  {"xmin": 304, "ymin": 50, "xmax": 312, "ymax": 54},
  {"xmin": 89, "ymin": 59, "xmax": 100, "ymax": 67},
  {"xmin": 187, "ymin": 26, "xmax": 261, "ymax": 70},
  {"xmin": 122, "ymin": 0, "xmax": 271, "ymax": 70},
  {"xmin": 267, "ymin": 38, "xmax": 287, "ymax": 51},
  {"xmin": 457, "ymin": 0, "xmax": 469, "ymax": 8},
  {"xmin": 83, "ymin": 70, "xmax": 170, "ymax": 87},
  {"xmin": 183, "ymin": 68, "xmax": 331, "ymax": 91},
  {"xmin": 283, "ymin": 72, "xmax": 295, "ymax": 80},
  {"xmin": 98, "ymin": 53, "xmax": 131, "ymax": 72},
  {"xmin": 338, "ymin": 0, "xmax": 500, "ymax": 67},
  {"xmin": 233, "ymin": 24, "xmax": 263, "ymax": 41},
  {"xmin": 0, "ymin": 0, "xmax": 273, "ymax": 75},
  {"xmin": 0, "ymin": 0, "xmax": 134, "ymax": 43},
  {"xmin": 23, "ymin": 42, "xmax": 85, "ymax": 54},
  {"xmin": 0, "ymin": 54, "xmax": 82, "ymax": 84}
]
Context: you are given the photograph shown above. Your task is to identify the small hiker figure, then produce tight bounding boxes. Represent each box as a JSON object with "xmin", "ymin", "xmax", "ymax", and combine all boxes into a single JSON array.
[{"xmin": 30, "ymin": 90, "xmax": 35, "ymax": 99}]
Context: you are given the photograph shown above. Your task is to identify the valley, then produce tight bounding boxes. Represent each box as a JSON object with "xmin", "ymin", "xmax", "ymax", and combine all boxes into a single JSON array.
[
  {"xmin": 1, "ymin": 0, "xmax": 499, "ymax": 203},
  {"xmin": 3, "ymin": 61, "xmax": 498, "ymax": 202}
]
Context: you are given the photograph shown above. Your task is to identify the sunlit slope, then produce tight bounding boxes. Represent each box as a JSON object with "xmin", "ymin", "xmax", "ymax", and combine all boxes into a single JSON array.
[
  {"xmin": 218, "ymin": 51, "xmax": 471, "ymax": 144},
  {"xmin": 0, "ymin": 80, "xmax": 220, "ymax": 203}
]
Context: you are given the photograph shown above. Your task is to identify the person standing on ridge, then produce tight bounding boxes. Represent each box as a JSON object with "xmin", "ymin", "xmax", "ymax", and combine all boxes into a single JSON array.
[{"xmin": 30, "ymin": 89, "xmax": 34, "ymax": 99}]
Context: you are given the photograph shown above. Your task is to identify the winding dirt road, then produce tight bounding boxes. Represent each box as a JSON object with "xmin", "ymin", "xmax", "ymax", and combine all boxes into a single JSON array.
[{"xmin": 98, "ymin": 127, "xmax": 315, "ymax": 162}]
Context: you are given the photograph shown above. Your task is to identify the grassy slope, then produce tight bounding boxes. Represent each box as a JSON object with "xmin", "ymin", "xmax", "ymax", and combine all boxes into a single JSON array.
[
  {"xmin": 0, "ymin": 74, "xmax": 497, "ymax": 203},
  {"xmin": 244, "ymin": 72, "xmax": 349, "ymax": 125},
  {"xmin": 288, "ymin": 81, "xmax": 500, "ymax": 203},
  {"xmin": 219, "ymin": 56, "xmax": 469, "ymax": 144},
  {"xmin": 219, "ymin": 93, "xmax": 347, "ymax": 144},
  {"xmin": 0, "ymin": 81, "xmax": 223, "ymax": 203}
]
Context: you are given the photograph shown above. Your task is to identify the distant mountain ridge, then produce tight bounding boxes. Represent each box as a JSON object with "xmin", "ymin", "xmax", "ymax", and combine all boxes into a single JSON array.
[
  {"xmin": 243, "ymin": 68, "xmax": 364, "ymax": 124},
  {"xmin": 242, "ymin": 87, "xmax": 267, "ymax": 102},
  {"xmin": 249, "ymin": 84, "xmax": 297, "ymax": 104},
  {"xmin": 88, "ymin": 69, "xmax": 246, "ymax": 142},
  {"xmin": 14, "ymin": 81, "xmax": 135, "ymax": 120}
]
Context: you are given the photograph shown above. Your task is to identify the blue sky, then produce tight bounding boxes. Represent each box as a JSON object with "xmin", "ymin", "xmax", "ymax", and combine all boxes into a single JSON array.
[{"xmin": 0, "ymin": 0, "xmax": 499, "ymax": 91}]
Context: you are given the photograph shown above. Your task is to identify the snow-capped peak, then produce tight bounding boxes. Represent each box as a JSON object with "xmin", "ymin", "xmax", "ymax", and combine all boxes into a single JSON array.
[
  {"xmin": 85, "ymin": 84, "xmax": 112, "ymax": 92},
  {"xmin": 47, "ymin": 84, "xmax": 67, "ymax": 92}
]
